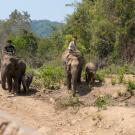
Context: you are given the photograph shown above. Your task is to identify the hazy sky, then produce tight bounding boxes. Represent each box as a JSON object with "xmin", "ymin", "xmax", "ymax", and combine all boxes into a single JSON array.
[{"xmin": 0, "ymin": 0, "xmax": 81, "ymax": 22}]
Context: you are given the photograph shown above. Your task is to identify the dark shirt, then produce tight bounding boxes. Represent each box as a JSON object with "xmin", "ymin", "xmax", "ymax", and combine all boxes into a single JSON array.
[{"xmin": 4, "ymin": 44, "xmax": 16, "ymax": 55}]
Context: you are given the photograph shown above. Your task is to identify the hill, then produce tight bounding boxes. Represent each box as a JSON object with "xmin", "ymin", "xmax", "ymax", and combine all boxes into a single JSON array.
[{"xmin": 31, "ymin": 20, "xmax": 63, "ymax": 37}]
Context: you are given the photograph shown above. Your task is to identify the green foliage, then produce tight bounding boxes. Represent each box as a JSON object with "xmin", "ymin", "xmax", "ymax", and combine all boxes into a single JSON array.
[
  {"xmin": 96, "ymin": 70, "xmax": 105, "ymax": 83},
  {"xmin": 12, "ymin": 30, "xmax": 38, "ymax": 66},
  {"xmin": 37, "ymin": 38, "xmax": 54, "ymax": 61},
  {"xmin": 38, "ymin": 64, "xmax": 65, "ymax": 89},
  {"xmin": 123, "ymin": 64, "xmax": 135, "ymax": 75},
  {"xmin": 63, "ymin": 34, "xmax": 73, "ymax": 50},
  {"xmin": 95, "ymin": 95, "xmax": 110, "ymax": 109},
  {"xmin": 92, "ymin": 19, "xmax": 115, "ymax": 58},
  {"xmin": 117, "ymin": 67, "xmax": 125, "ymax": 83},
  {"xmin": 111, "ymin": 77, "xmax": 117, "ymax": 85},
  {"xmin": 26, "ymin": 62, "xmax": 65, "ymax": 89},
  {"xmin": 65, "ymin": 0, "xmax": 135, "ymax": 62},
  {"xmin": 127, "ymin": 81, "xmax": 135, "ymax": 96}
]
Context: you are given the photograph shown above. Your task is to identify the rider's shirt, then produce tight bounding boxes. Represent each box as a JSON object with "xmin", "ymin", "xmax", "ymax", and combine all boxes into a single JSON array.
[
  {"xmin": 4, "ymin": 44, "xmax": 16, "ymax": 55},
  {"xmin": 68, "ymin": 41, "xmax": 76, "ymax": 52}
]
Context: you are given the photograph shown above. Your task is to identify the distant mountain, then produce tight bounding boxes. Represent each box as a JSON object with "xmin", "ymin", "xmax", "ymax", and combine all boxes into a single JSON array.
[{"xmin": 31, "ymin": 20, "xmax": 63, "ymax": 37}]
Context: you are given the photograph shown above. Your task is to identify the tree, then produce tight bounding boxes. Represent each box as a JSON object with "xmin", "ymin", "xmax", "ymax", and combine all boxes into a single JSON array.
[{"xmin": 64, "ymin": 0, "xmax": 135, "ymax": 63}]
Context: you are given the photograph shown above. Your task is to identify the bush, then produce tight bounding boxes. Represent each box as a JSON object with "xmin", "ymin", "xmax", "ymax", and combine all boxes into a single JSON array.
[
  {"xmin": 96, "ymin": 70, "xmax": 105, "ymax": 83},
  {"xmin": 117, "ymin": 67, "xmax": 126, "ymax": 84},
  {"xmin": 95, "ymin": 95, "xmax": 110, "ymax": 109},
  {"xmin": 25, "ymin": 61, "xmax": 65, "ymax": 90},
  {"xmin": 38, "ymin": 64, "xmax": 65, "ymax": 89},
  {"xmin": 111, "ymin": 77, "xmax": 117, "ymax": 85},
  {"xmin": 127, "ymin": 81, "xmax": 135, "ymax": 96},
  {"xmin": 124, "ymin": 64, "xmax": 135, "ymax": 75}
]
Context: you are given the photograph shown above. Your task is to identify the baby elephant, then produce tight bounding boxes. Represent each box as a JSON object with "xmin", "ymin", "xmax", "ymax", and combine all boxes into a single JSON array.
[
  {"xmin": 22, "ymin": 74, "xmax": 33, "ymax": 92},
  {"xmin": 85, "ymin": 62, "xmax": 97, "ymax": 84}
]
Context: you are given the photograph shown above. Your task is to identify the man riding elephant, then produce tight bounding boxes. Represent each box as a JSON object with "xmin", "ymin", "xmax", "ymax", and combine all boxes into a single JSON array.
[
  {"xmin": 62, "ymin": 36, "xmax": 85, "ymax": 96},
  {"xmin": 1, "ymin": 53, "xmax": 26, "ymax": 94},
  {"xmin": 3, "ymin": 40, "xmax": 16, "ymax": 55}
]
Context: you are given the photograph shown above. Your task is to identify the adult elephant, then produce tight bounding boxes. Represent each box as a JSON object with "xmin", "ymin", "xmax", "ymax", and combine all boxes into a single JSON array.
[
  {"xmin": 1, "ymin": 54, "xmax": 26, "ymax": 93},
  {"xmin": 62, "ymin": 50, "xmax": 84, "ymax": 95}
]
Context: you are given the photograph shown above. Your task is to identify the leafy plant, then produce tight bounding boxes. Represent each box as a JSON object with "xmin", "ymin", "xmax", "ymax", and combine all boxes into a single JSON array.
[
  {"xmin": 38, "ymin": 65, "xmax": 65, "ymax": 89},
  {"xmin": 96, "ymin": 71, "xmax": 105, "ymax": 83},
  {"xmin": 117, "ymin": 67, "xmax": 126, "ymax": 84},
  {"xmin": 95, "ymin": 95, "xmax": 110, "ymax": 109},
  {"xmin": 127, "ymin": 81, "xmax": 135, "ymax": 96},
  {"xmin": 111, "ymin": 77, "xmax": 117, "ymax": 85}
]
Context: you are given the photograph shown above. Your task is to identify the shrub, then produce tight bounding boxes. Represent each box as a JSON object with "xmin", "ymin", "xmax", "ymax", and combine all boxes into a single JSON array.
[
  {"xmin": 111, "ymin": 77, "xmax": 117, "ymax": 85},
  {"xmin": 124, "ymin": 64, "xmax": 135, "ymax": 75},
  {"xmin": 117, "ymin": 67, "xmax": 125, "ymax": 84},
  {"xmin": 127, "ymin": 81, "xmax": 135, "ymax": 96},
  {"xmin": 38, "ymin": 65, "xmax": 65, "ymax": 89},
  {"xmin": 95, "ymin": 95, "xmax": 110, "ymax": 109},
  {"xmin": 96, "ymin": 70, "xmax": 105, "ymax": 83}
]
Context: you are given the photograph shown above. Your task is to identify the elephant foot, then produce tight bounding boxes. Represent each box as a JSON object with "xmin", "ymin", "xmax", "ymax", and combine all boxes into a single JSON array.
[
  {"xmin": 2, "ymin": 85, "xmax": 7, "ymax": 90},
  {"xmin": 77, "ymin": 80, "xmax": 81, "ymax": 84},
  {"xmin": 72, "ymin": 92, "xmax": 76, "ymax": 97},
  {"xmin": 2, "ymin": 87, "xmax": 7, "ymax": 90},
  {"xmin": 76, "ymin": 90, "xmax": 79, "ymax": 94},
  {"xmin": 17, "ymin": 90, "xmax": 21, "ymax": 94},
  {"xmin": 9, "ymin": 89, "xmax": 12, "ymax": 93},
  {"xmin": 67, "ymin": 86, "xmax": 71, "ymax": 90},
  {"xmin": 9, "ymin": 91, "xmax": 15, "ymax": 95}
]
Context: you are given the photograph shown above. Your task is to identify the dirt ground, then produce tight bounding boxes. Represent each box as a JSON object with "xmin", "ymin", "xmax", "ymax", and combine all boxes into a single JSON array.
[{"xmin": 0, "ymin": 76, "xmax": 135, "ymax": 135}]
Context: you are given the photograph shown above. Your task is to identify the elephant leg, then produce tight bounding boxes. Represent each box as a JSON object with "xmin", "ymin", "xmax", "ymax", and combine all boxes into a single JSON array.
[
  {"xmin": 13, "ymin": 77, "xmax": 19, "ymax": 94},
  {"xmin": 18, "ymin": 76, "xmax": 22, "ymax": 93},
  {"xmin": 22, "ymin": 80, "xmax": 27, "ymax": 93},
  {"xmin": 91, "ymin": 73, "xmax": 95, "ymax": 85},
  {"xmin": 86, "ymin": 72, "xmax": 91, "ymax": 84},
  {"xmin": 1, "ymin": 72, "xmax": 7, "ymax": 90},
  {"xmin": 67, "ymin": 72, "xmax": 72, "ymax": 90},
  {"xmin": 77, "ymin": 67, "xmax": 82, "ymax": 83},
  {"xmin": 7, "ymin": 77, "xmax": 12, "ymax": 93},
  {"xmin": 72, "ymin": 77, "xmax": 77, "ymax": 96},
  {"xmin": 89, "ymin": 72, "xmax": 94, "ymax": 85},
  {"xmin": 23, "ymin": 84, "xmax": 27, "ymax": 93},
  {"xmin": 85, "ymin": 71, "xmax": 89, "ymax": 83},
  {"xmin": 72, "ymin": 74, "xmax": 77, "ymax": 96}
]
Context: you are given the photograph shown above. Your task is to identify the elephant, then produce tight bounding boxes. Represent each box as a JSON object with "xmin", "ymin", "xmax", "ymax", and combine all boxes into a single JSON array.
[
  {"xmin": 1, "ymin": 54, "xmax": 26, "ymax": 94},
  {"xmin": 85, "ymin": 62, "xmax": 97, "ymax": 85},
  {"xmin": 62, "ymin": 49, "xmax": 84, "ymax": 95},
  {"xmin": 22, "ymin": 74, "xmax": 33, "ymax": 92}
]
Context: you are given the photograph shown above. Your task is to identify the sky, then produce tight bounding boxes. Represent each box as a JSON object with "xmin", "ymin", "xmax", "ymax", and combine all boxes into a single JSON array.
[{"xmin": 0, "ymin": 0, "xmax": 81, "ymax": 22}]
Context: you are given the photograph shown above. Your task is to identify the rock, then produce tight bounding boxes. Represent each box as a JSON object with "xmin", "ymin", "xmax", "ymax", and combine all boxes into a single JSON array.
[
  {"xmin": 49, "ymin": 98, "xmax": 55, "ymax": 104},
  {"xmin": 38, "ymin": 126, "xmax": 52, "ymax": 135},
  {"xmin": 112, "ymin": 92, "xmax": 119, "ymax": 98}
]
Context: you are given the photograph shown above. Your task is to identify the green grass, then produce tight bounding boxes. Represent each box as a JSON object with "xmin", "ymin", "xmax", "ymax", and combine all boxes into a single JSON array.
[
  {"xmin": 127, "ymin": 81, "xmax": 135, "ymax": 96},
  {"xmin": 95, "ymin": 95, "xmax": 110, "ymax": 109},
  {"xmin": 26, "ymin": 63, "xmax": 65, "ymax": 89},
  {"xmin": 96, "ymin": 70, "xmax": 105, "ymax": 83},
  {"xmin": 111, "ymin": 77, "xmax": 117, "ymax": 85}
]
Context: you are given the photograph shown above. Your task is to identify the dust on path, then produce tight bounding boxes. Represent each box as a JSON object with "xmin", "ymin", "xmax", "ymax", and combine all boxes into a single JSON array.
[{"xmin": 0, "ymin": 85, "xmax": 135, "ymax": 135}]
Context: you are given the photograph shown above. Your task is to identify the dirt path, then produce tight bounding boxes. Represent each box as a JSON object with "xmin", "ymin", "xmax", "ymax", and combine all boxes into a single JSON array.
[{"xmin": 0, "ymin": 85, "xmax": 135, "ymax": 135}]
